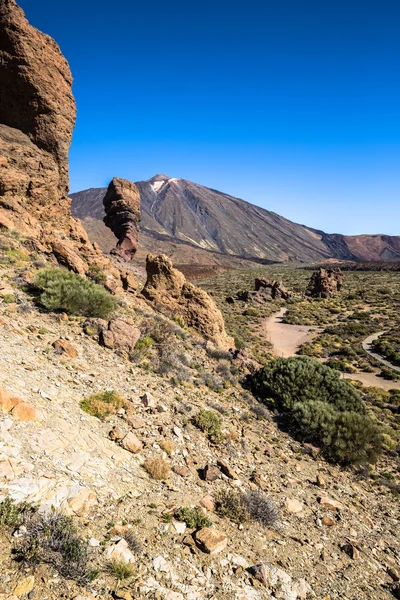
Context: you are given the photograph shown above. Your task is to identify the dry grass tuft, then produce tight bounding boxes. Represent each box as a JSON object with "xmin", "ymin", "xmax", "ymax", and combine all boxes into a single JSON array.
[{"xmin": 144, "ymin": 457, "xmax": 171, "ymax": 480}]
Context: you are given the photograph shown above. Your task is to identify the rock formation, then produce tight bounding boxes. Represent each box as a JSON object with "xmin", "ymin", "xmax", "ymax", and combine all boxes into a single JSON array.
[
  {"xmin": 142, "ymin": 254, "xmax": 234, "ymax": 350},
  {"xmin": 306, "ymin": 267, "xmax": 343, "ymax": 298},
  {"xmin": 103, "ymin": 177, "xmax": 141, "ymax": 261},
  {"xmin": 0, "ymin": 0, "xmax": 132, "ymax": 291},
  {"xmin": 237, "ymin": 277, "xmax": 290, "ymax": 303}
]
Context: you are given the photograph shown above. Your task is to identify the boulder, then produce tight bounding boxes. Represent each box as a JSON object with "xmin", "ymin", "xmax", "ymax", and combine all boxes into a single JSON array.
[
  {"xmin": 306, "ymin": 267, "xmax": 343, "ymax": 298},
  {"xmin": 238, "ymin": 278, "xmax": 291, "ymax": 304},
  {"xmin": 103, "ymin": 177, "xmax": 141, "ymax": 261},
  {"xmin": 99, "ymin": 319, "xmax": 140, "ymax": 354},
  {"xmin": 142, "ymin": 254, "xmax": 234, "ymax": 350},
  {"xmin": 194, "ymin": 527, "xmax": 228, "ymax": 554},
  {"xmin": 52, "ymin": 339, "xmax": 78, "ymax": 358}
]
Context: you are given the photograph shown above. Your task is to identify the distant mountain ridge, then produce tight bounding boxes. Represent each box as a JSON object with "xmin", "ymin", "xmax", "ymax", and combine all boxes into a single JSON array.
[{"xmin": 70, "ymin": 174, "xmax": 400, "ymax": 264}]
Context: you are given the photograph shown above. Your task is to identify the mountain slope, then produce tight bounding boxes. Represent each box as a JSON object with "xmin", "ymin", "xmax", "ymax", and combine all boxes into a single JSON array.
[{"xmin": 71, "ymin": 174, "xmax": 400, "ymax": 263}]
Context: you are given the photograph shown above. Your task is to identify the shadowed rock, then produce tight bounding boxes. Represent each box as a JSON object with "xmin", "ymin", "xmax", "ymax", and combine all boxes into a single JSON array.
[
  {"xmin": 142, "ymin": 254, "xmax": 234, "ymax": 350},
  {"xmin": 306, "ymin": 267, "xmax": 343, "ymax": 298},
  {"xmin": 103, "ymin": 177, "xmax": 141, "ymax": 261}
]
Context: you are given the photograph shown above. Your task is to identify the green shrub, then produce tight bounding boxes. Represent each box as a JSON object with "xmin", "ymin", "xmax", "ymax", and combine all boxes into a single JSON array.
[
  {"xmin": 107, "ymin": 559, "xmax": 134, "ymax": 580},
  {"xmin": 176, "ymin": 507, "xmax": 212, "ymax": 529},
  {"xmin": 35, "ymin": 268, "xmax": 117, "ymax": 318},
  {"xmin": 80, "ymin": 390, "xmax": 127, "ymax": 419},
  {"xmin": 192, "ymin": 409, "xmax": 223, "ymax": 442},
  {"xmin": 250, "ymin": 356, "xmax": 384, "ymax": 464},
  {"xmin": 0, "ymin": 498, "xmax": 30, "ymax": 528}
]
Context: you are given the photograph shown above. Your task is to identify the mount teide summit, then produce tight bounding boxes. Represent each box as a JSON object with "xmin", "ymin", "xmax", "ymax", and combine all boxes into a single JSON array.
[{"xmin": 71, "ymin": 174, "xmax": 400, "ymax": 264}]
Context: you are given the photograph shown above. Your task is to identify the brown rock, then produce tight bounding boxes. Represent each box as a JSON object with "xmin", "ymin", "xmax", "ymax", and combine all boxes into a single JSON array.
[
  {"xmin": 172, "ymin": 465, "xmax": 190, "ymax": 478},
  {"xmin": 194, "ymin": 527, "xmax": 228, "ymax": 554},
  {"xmin": 121, "ymin": 432, "xmax": 143, "ymax": 454},
  {"xmin": 141, "ymin": 391, "xmax": 156, "ymax": 408},
  {"xmin": 318, "ymin": 496, "xmax": 342, "ymax": 511},
  {"xmin": 11, "ymin": 401, "xmax": 37, "ymax": 421},
  {"xmin": 322, "ymin": 516, "xmax": 336, "ymax": 527},
  {"xmin": 99, "ymin": 319, "xmax": 140, "ymax": 354},
  {"xmin": 388, "ymin": 568, "xmax": 400, "ymax": 582},
  {"xmin": 342, "ymin": 543, "xmax": 360, "ymax": 560},
  {"xmin": 65, "ymin": 488, "xmax": 96, "ymax": 516},
  {"xmin": 200, "ymin": 494, "xmax": 215, "ymax": 512},
  {"xmin": 52, "ymin": 339, "xmax": 78, "ymax": 358},
  {"xmin": 392, "ymin": 583, "xmax": 400, "ymax": 599},
  {"xmin": 203, "ymin": 464, "xmax": 221, "ymax": 482},
  {"xmin": 109, "ymin": 426, "xmax": 125, "ymax": 442},
  {"xmin": 103, "ymin": 177, "xmax": 141, "ymax": 261},
  {"xmin": 217, "ymin": 459, "xmax": 240, "ymax": 480},
  {"xmin": 316, "ymin": 473, "xmax": 326, "ymax": 489},
  {"xmin": 303, "ymin": 443, "xmax": 321, "ymax": 458},
  {"xmin": 141, "ymin": 254, "xmax": 234, "ymax": 350},
  {"xmin": 13, "ymin": 576, "xmax": 35, "ymax": 597},
  {"xmin": 306, "ymin": 267, "xmax": 343, "ymax": 298},
  {"xmin": 124, "ymin": 414, "xmax": 145, "ymax": 429}
]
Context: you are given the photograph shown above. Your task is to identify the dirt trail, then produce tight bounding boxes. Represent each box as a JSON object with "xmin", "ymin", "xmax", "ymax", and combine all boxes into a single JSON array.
[
  {"xmin": 265, "ymin": 309, "xmax": 400, "ymax": 390},
  {"xmin": 362, "ymin": 331, "xmax": 400, "ymax": 374},
  {"xmin": 264, "ymin": 308, "xmax": 322, "ymax": 358}
]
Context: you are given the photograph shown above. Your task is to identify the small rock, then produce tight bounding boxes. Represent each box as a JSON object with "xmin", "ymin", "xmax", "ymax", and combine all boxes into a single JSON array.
[
  {"xmin": 322, "ymin": 516, "xmax": 336, "ymax": 527},
  {"xmin": 88, "ymin": 537, "xmax": 100, "ymax": 547},
  {"xmin": 316, "ymin": 473, "xmax": 326, "ymax": 489},
  {"xmin": 172, "ymin": 465, "xmax": 190, "ymax": 478},
  {"xmin": 217, "ymin": 459, "xmax": 239, "ymax": 480},
  {"xmin": 285, "ymin": 498, "xmax": 303, "ymax": 514},
  {"xmin": 318, "ymin": 496, "xmax": 342, "ymax": 511},
  {"xmin": 388, "ymin": 567, "xmax": 400, "ymax": 582},
  {"xmin": 109, "ymin": 426, "xmax": 125, "ymax": 441},
  {"xmin": 342, "ymin": 543, "xmax": 360, "ymax": 560},
  {"xmin": 107, "ymin": 539, "xmax": 135, "ymax": 563},
  {"xmin": 303, "ymin": 443, "xmax": 320, "ymax": 458},
  {"xmin": 52, "ymin": 339, "xmax": 78, "ymax": 358},
  {"xmin": 195, "ymin": 527, "xmax": 228, "ymax": 555},
  {"xmin": 125, "ymin": 414, "xmax": 145, "ymax": 429},
  {"xmin": 173, "ymin": 521, "xmax": 187, "ymax": 534},
  {"xmin": 121, "ymin": 432, "xmax": 143, "ymax": 453},
  {"xmin": 203, "ymin": 464, "xmax": 220, "ymax": 481},
  {"xmin": 200, "ymin": 494, "xmax": 215, "ymax": 511},
  {"xmin": 141, "ymin": 392, "xmax": 156, "ymax": 408},
  {"xmin": 11, "ymin": 401, "xmax": 39, "ymax": 422},
  {"xmin": 13, "ymin": 576, "xmax": 35, "ymax": 597}
]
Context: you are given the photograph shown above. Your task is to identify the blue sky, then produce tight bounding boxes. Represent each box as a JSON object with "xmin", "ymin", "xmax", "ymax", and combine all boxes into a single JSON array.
[{"xmin": 20, "ymin": 0, "xmax": 400, "ymax": 235}]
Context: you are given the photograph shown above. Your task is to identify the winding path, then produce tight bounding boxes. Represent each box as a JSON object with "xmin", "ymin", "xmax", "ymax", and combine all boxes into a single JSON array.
[{"xmin": 265, "ymin": 309, "xmax": 400, "ymax": 391}]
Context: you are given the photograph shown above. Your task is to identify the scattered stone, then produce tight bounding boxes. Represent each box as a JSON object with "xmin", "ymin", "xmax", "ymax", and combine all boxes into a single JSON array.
[
  {"xmin": 285, "ymin": 498, "xmax": 303, "ymax": 514},
  {"xmin": 173, "ymin": 520, "xmax": 187, "ymax": 534},
  {"xmin": 322, "ymin": 516, "xmax": 336, "ymax": 527},
  {"xmin": 388, "ymin": 567, "xmax": 400, "ymax": 582},
  {"xmin": 99, "ymin": 319, "xmax": 140, "ymax": 354},
  {"xmin": 203, "ymin": 464, "xmax": 221, "ymax": 482},
  {"xmin": 342, "ymin": 543, "xmax": 360, "ymax": 560},
  {"xmin": 303, "ymin": 443, "xmax": 320, "ymax": 458},
  {"xmin": 141, "ymin": 392, "xmax": 156, "ymax": 408},
  {"xmin": 172, "ymin": 464, "xmax": 190, "ymax": 478},
  {"xmin": 121, "ymin": 432, "xmax": 143, "ymax": 454},
  {"xmin": 107, "ymin": 538, "xmax": 135, "ymax": 563},
  {"xmin": 217, "ymin": 459, "xmax": 239, "ymax": 480},
  {"xmin": 109, "ymin": 426, "xmax": 125, "ymax": 441},
  {"xmin": 52, "ymin": 339, "xmax": 78, "ymax": 357},
  {"xmin": 316, "ymin": 473, "xmax": 326, "ymax": 489},
  {"xmin": 13, "ymin": 576, "xmax": 35, "ymax": 597},
  {"xmin": 11, "ymin": 401, "xmax": 38, "ymax": 421},
  {"xmin": 194, "ymin": 527, "xmax": 228, "ymax": 555},
  {"xmin": 200, "ymin": 494, "xmax": 215, "ymax": 512},
  {"xmin": 318, "ymin": 496, "xmax": 342, "ymax": 511}
]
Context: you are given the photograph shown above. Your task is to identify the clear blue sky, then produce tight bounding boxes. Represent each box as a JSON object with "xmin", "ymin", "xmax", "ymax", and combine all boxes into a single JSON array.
[{"xmin": 20, "ymin": 0, "xmax": 400, "ymax": 235}]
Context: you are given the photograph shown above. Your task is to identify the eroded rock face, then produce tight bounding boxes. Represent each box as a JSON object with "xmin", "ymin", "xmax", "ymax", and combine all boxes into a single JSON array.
[
  {"xmin": 0, "ymin": 0, "xmax": 75, "ymax": 227},
  {"xmin": 237, "ymin": 277, "xmax": 290, "ymax": 303},
  {"xmin": 103, "ymin": 177, "xmax": 141, "ymax": 261},
  {"xmin": 306, "ymin": 267, "xmax": 343, "ymax": 298},
  {"xmin": 142, "ymin": 254, "xmax": 234, "ymax": 350},
  {"xmin": 0, "ymin": 1, "xmax": 136, "ymax": 290}
]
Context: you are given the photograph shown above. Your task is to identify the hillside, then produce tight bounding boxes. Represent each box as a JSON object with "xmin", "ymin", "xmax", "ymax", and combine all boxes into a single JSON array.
[{"xmin": 71, "ymin": 174, "xmax": 400, "ymax": 264}]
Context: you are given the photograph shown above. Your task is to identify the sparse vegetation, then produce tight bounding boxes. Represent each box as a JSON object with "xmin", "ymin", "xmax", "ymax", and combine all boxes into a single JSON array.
[
  {"xmin": 176, "ymin": 507, "xmax": 212, "ymax": 529},
  {"xmin": 15, "ymin": 509, "xmax": 89, "ymax": 581},
  {"xmin": 80, "ymin": 390, "xmax": 128, "ymax": 419},
  {"xmin": 144, "ymin": 457, "xmax": 171, "ymax": 480},
  {"xmin": 107, "ymin": 559, "xmax": 134, "ymax": 580},
  {"xmin": 215, "ymin": 488, "xmax": 279, "ymax": 528},
  {"xmin": 35, "ymin": 268, "xmax": 117, "ymax": 318},
  {"xmin": 192, "ymin": 409, "xmax": 223, "ymax": 443}
]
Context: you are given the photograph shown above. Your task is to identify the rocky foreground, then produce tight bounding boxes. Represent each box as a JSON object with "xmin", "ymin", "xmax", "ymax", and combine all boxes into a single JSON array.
[{"xmin": 0, "ymin": 283, "xmax": 399, "ymax": 600}]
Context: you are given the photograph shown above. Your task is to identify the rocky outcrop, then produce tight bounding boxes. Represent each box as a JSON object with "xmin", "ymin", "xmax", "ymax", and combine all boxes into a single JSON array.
[
  {"xmin": 0, "ymin": 1, "xmax": 135, "ymax": 291},
  {"xmin": 0, "ymin": 0, "xmax": 74, "ymax": 231},
  {"xmin": 103, "ymin": 177, "xmax": 141, "ymax": 261},
  {"xmin": 142, "ymin": 254, "xmax": 234, "ymax": 350},
  {"xmin": 306, "ymin": 267, "xmax": 343, "ymax": 298},
  {"xmin": 237, "ymin": 277, "xmax": 291, "ymax": 303}
]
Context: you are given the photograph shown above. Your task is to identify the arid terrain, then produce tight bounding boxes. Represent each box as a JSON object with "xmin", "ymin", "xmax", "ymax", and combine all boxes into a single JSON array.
[{"xmin": 0, "ymin": 2, "xmax": 399, "ymax": 600}]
